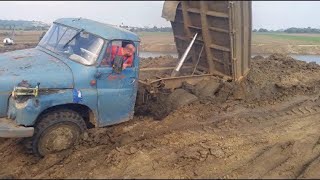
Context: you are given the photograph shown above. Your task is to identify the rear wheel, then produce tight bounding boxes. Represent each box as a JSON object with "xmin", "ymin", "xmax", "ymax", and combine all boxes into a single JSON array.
[{"xmin": 24, "ymin": 109, "xmax": 86, "ymax": 157}]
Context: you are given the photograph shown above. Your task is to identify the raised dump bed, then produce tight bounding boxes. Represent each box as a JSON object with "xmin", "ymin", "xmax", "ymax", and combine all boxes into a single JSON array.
[
  {"xmin": 138, "ymin": 1, "xmax": 252, "ymax": 109},
  {"xmin": 139, "ymin": 1, "xmax": 251, "ymax": 94},
  {"xmin": 161, "ymin": 1, "xmax": 252, "ymax": 81}
]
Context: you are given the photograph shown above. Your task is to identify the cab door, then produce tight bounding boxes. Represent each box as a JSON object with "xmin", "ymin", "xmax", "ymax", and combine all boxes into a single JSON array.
[{"xmin": 96, "ymin": 40, "xmax": 139, "ymax": 127}]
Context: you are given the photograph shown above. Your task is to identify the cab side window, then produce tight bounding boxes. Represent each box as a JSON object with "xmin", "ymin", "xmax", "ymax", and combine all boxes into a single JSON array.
[{"xmin": 100, "ymin": 40, "xmax": 136, "ymax": 68}]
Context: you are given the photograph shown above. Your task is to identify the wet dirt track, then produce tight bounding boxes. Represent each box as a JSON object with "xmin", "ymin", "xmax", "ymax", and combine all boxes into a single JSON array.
[{"xmin": 1, "ymin": 53, "xmax": 320, "ymax": 179}]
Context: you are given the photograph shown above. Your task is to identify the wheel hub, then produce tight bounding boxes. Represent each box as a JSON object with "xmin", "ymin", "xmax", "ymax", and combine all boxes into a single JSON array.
[{"xmin": 39, "ymin": 125, "xmax": 79, "ymax": 155}]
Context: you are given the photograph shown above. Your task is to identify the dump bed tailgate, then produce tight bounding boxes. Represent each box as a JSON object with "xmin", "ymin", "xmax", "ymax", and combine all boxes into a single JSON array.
[{"xmin": 162, "ymin": 1, "xmax": 252, "ymax": 81}]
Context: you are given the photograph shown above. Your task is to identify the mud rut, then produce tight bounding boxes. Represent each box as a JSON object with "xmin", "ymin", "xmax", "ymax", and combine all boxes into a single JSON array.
[
  {"xmin": 1, "ymin": 54, "xmax": 320, "ymax": 178},
  {"xmin": 2, "ymin": 95, "xmax": 320, "ymax": 178},
  {"xmin": 0, "ymin": 93, "xmax": 320, "ymax": 178}
]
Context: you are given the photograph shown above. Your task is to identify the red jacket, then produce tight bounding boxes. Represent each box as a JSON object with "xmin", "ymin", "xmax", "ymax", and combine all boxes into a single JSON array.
[{"xmin": 105, "ymin": 45, "xmax": 133, "ymax": 67}]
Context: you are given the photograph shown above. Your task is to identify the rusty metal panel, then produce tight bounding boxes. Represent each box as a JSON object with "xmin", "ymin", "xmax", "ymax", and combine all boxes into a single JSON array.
[
  {"xmin": 162, "ymin": 1, "xmax": 181, "ymax": 22},
  {"xmin": 230, "ymin": 1, "xmax": 252, "ymax": 80},
  {"xmin": 162, "ymin": 1, "xmax": 252, "ymax": 81}
]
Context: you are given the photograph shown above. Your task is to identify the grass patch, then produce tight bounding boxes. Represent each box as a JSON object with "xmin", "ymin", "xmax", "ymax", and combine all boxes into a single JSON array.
[{"xmin": 253, "ymin": 32, "xmax": 320, "ymax": 44}]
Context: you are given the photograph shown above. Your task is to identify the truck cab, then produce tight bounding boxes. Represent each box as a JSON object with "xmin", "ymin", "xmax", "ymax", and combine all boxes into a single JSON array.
[{"xmin": 0, "ymin": 18, "xmax": 140, "ymax": 156}]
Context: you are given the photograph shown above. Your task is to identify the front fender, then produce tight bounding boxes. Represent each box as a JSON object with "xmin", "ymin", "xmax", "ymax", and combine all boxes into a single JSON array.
[{"xmin": 7, "ymin": 89, "xmax": 97, "ymax": 126}]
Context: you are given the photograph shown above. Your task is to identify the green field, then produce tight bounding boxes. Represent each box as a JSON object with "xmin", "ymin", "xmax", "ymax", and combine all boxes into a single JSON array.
[
  {"xmin": 138, "ymin": 31, "xmax": 320, "ymax": 46},
  {"xmin": 253, "ymin": 32, "xmax": 320, "ymax": 45},
  {"xmin": 137, "ymin": 31, "xmax": 320, "ymax": 54}
]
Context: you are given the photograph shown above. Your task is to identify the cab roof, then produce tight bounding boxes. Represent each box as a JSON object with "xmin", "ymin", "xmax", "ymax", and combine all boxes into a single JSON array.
[{"xmin": 54, "ymin": 18, "xmax": 140, "ymax": 42}]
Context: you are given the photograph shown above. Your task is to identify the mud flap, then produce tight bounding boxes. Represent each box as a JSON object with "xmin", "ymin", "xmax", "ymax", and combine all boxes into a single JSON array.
[{"xmin": 0, "ymin": 118, "xmax": 34, "ymax": 138}]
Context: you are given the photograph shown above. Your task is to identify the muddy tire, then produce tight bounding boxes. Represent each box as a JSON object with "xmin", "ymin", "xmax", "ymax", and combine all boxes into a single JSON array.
[{"xmin": 25, "ymin": 109, "xmax": 86, "ymax": 157}]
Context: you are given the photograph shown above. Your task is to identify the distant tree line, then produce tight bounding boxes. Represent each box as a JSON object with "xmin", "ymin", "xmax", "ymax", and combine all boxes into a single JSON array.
[
  {"xmin": 283, "ymin": 27, "xmax": 320, "ymax": 33},
  {"xmin": 119, "ymin": 25, "xmax": 172, "ymax": 32},
  {"xmin": 0, "ymin": 20, "xmax": 171, "ymax": 32},
  {"xmin": 0, "ymin": 20, "xmax": 50, "ymax": 31},
  {"xmin": 253, "ymin": 27, "xmax": 320, "ymax": 33}
]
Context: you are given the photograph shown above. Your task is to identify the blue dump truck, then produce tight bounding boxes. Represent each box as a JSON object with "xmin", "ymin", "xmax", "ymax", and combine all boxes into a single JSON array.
[
  {"xmin": 0, "ymin": 1, "xmax": 251, "ymax": 157},
  {"xmin": 0, "ymin": 18, "xmax": 141, "ymax": 156}
]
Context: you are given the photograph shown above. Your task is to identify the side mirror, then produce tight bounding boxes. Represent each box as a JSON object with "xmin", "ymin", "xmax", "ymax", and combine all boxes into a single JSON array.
[{"xmin": 112, "ymin": 56, "xmax": 124, "ymax": 74}]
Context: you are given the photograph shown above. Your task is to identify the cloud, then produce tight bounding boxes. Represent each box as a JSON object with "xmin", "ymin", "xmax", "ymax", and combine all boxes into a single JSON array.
[{"xmin": 0, "ymin": 1, "xmax": 170, "ymax": 27}]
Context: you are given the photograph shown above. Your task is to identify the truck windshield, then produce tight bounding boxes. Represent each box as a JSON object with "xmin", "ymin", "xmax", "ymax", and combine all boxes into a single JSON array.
[{"xmin": 38, "ymin": 24, "xmax": 104, "ymax": 65}]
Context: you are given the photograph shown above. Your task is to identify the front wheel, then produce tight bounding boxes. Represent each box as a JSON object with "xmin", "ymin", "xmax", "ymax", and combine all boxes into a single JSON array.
[{"xmin": 26, "ymin": 109, "xmax": 87, "ymax": 157}]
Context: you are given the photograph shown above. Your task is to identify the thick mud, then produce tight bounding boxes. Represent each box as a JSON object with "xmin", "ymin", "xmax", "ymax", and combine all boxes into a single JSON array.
[
  {"xmin": 1, "ymin": 53, "xmax": 320, "ymax": 178},
  {"xmin": 243, "ymin": 54, "xmax": 320, "ymax": 106}
]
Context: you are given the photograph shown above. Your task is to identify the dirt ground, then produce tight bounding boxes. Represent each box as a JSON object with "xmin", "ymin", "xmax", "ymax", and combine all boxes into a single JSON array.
[
  {"xmin": 139, "ymin": 55, "xmax": 179, "ymax": 80},
  {"xmin": 1, "ymin": 50, "xmax": 320, "ymax": 178},
  {"xmin": 0, "ymin": 30, "xmax": 42, "ymax": 53},
  {"xmin": 251, "ymin": 33, "xmax": 320, "ymax": 55},
  {"xmin": 137, "ymin": 32, "xmax": 176, "ymax": 53},
  {"xmin": 251, "ymin": 44, "xmax": 320, "ymax": 55}
]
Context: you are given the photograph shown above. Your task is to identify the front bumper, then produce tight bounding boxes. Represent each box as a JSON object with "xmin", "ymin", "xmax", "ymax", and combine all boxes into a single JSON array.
[{"xmin": 0, "ymin": 118, "xmax": 34, "ymax": 138}]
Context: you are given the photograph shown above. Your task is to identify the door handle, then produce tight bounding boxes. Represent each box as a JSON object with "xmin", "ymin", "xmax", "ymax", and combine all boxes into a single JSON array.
[{"xmin": 130, "ymin": 79, "xmax": 136, "ymax": 84}]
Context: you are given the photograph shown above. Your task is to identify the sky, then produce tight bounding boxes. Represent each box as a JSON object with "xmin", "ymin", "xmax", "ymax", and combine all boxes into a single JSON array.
[
  {"xmin": 0, "ymin": 1, "xmax": 320, "ymax": 29},
  {"xmin": 253, "ymin": 1, "xmax": 320, "ymax": 30}
]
